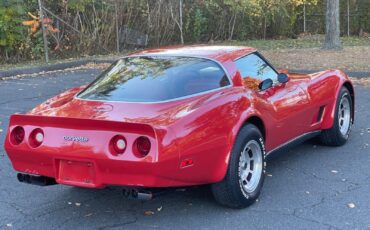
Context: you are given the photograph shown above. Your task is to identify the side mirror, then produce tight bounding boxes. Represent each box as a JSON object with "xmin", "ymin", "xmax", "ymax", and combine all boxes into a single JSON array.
[
  {"xmin": 258, "ymin": 78, "xmax": 273, "ymax": 91},
  {"xmin": 277, "ymin": 73, "xmax": 289, "ymax": 84}
]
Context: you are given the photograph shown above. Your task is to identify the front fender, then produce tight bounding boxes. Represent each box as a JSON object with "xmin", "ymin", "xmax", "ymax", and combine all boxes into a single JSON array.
[{"xmin": 320, "ymin": 70, "xmax": 354, "ymax": 129}]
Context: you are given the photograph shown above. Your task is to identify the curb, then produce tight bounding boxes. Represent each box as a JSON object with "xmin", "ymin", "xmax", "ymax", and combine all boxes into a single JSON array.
[
  {"xmin": 0, "ymin": 60, "xmax": 368, "ymax": 79},
  {"xmin": 290, "ymin": 69, "xmax": 370, "ymax": 78},
  {"xmin": 0, "ymin": 59, "xmax": 115, "ymax": 79}
]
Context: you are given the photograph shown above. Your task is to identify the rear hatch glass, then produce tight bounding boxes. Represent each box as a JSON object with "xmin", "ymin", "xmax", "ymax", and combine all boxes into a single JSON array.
[{"xmin": 77, "ymin": 56, "xmax": 230, "ymax": 102}]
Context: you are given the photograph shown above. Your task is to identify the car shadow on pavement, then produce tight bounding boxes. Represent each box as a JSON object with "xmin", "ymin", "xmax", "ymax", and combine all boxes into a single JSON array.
[
  {"xmin": 44, "ymin": 140, "xmax": 321, "ymax": 229},
  {"xmin": 3, "ymin": 138, "xmax": 359, "ymax": 229}
]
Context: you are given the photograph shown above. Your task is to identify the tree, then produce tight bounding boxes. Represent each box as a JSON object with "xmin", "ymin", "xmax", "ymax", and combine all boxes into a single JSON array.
[
  {"xmin": 323, "ymin": 0, "xmax": 341, "ymax": 49},
  {"xmin": 224, "ymin": 0, "xmax": 250, "ymax": 40},
  {"xmin": 0, "ymin": 0, "xmax": 26, "ymax": 60},
  {"xmin": 170, "ymin": 0, "xmax": 184, "ymax": 44}
]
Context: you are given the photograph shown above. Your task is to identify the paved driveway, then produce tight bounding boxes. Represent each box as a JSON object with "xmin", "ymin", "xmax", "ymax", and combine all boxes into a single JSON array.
[{"xmin": 0, "ymin": 69, "xmax": 369, "ymax": 230}]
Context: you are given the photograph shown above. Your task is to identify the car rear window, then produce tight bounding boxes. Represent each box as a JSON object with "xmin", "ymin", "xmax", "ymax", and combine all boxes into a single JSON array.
[{"xmin": 77, "ymin": 56, "xmax": 230, "ymax": 102}]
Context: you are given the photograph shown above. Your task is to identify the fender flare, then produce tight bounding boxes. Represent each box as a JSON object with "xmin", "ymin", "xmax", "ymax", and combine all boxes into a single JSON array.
[
  {"xmin": 216, "ymin": 108, "xmax": 266, "ymax": 182},
  {"xmin": 321, "ymin": 79, "xmax": 354, "ymax": 129}
]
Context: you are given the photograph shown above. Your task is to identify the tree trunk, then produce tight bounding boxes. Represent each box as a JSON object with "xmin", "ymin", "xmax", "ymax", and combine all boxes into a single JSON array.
[
  {"xmin": 324, "ymin": 0, "xmax": 341, "ymax": 49},
  {"xmin": 179, "ymin": 0, "xmax": 184, "ymax": 44},
  {"xmin": 228, "ymin": 12, "xmax": 237, "ymax": 40},
  {"xmin": 347, "ymin": 0, "xmax": 350, "ymax": 36},
  {"xmin": 170, "ymin": 0, "xmax": 184, "ymax": 44},
  {"xmin": 263, "ymin": 16, "xmax": 267, "ymax": 40},
  {"xmin": 303, "ymin": 3, "xmax": 306, "ymax": 33},
  {"xmin": 38, "ymin": 0, "xmax": 49, "ymax": 63},
  {"xmin": 115, "ymin": 1, "xmax": 120, "ymax": 53}
]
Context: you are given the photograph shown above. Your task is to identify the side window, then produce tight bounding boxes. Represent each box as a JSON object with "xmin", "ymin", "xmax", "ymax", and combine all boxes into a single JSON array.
[{"xmin": 235, "ymin": 53, "xmax": 278, "ymax": 90}]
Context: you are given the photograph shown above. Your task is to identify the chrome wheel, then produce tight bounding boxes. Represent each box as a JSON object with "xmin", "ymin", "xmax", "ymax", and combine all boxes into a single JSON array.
[
  {"xmin": 338, "ymin": 95, "xmax": 351, "ymax": 136},
  {"xmin": 239, "ymin": 140, "xmax": 263, "ymax": 194}
]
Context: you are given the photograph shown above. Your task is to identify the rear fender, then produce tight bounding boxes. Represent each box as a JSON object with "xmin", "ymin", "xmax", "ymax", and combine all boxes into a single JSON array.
[
  {"xmin": 321, "ymin": 71, "xmax": 354, "ymax": 129},
  {"xmin": 215, "ymin": 106, "xmax": 265, "ymax": 182}
]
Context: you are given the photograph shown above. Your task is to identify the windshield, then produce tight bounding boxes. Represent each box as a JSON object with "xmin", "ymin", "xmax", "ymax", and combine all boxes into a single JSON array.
[{"xmin": 77, "ymin": 56, "xmax": 230, "ymax": 102}]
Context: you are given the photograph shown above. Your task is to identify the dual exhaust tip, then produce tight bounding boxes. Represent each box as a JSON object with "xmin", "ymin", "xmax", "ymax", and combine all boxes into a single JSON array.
[
  {"xmin": 122, "ymin": 188, "xmax": 168, "ymax": 200},
  {"xmin": 17, "ymin": 173, "xmax": 169, "ymax": 200},
  {"xmin": 17, "ymin": 173, "xmax": 57, "ymax": 186}
]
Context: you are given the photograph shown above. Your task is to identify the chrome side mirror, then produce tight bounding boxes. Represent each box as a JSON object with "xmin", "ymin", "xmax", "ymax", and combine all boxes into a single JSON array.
[
  {"xmin": 258, "ymin": 78, "xmax": 273, "ymax": 91},
  {"xmin": 277, "ymin": 73, "xmax": 289, "ymax": 84}
]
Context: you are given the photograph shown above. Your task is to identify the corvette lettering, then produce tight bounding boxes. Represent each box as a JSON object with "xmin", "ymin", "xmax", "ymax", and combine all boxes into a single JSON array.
[{"xmin": 63, "ymin": 136, "xmax": 89, "ymax": 143}]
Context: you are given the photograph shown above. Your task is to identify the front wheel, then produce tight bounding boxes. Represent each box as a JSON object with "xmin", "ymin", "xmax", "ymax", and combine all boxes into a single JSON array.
[
  {"xmin": 320, "ymin": 87, "xmax": 353, "ymax": 146},
  {"xmin": 212, "ymin": 124, "xmax": 266, "ymax": 208}
]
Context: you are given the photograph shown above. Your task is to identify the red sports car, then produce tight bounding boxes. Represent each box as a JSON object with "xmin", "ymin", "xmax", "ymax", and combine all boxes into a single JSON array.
[{"xmin": 4, "ymin": 46, "xmax": 354, "ymax": 208}]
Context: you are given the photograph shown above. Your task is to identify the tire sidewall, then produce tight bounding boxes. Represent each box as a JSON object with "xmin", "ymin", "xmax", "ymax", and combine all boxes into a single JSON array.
[
  {"xmin": 229, "ymin": 125, "xmax": 266, "ymax": 205},
  {"xmin": 335, "ymin": 88, "xmax": 352, "ymax": 141}
]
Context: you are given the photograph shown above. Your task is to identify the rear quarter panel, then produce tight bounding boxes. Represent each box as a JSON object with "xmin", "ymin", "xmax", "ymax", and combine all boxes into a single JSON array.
[{"xmin": 167, "ymin": 87, "xmax": 253, "ymax": 184}]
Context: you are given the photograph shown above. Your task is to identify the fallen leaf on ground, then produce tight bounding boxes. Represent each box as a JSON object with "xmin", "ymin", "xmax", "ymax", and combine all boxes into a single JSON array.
[
  {"xmin": 331, "ymin": 170, "xmax": 338, "ymax": 174},
  {"xmin": 347, "ymin": 203, "xmax": 356, "ymax": 209},
  {"xmin": 144, "ymin": 210, "xmax": 155, "ymax": 216},
  {"xmin": 157, "ymin": 206, "xmax": 162, "ymax": 212},
  {"xmin": 0, "ymin": 62, "xmax": 110, "ymax": 81}
]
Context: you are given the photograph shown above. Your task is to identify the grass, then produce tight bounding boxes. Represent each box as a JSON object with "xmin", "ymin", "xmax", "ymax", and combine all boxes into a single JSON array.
[
  {"xmin": 0, "ymin": 54, "xmax": 120, "ymax": 71},
  {"xmin": 221, "ymin": 35, "xmax": 370, "ymax": 71},
  {"xmin": 221, "ymin": 36, "xmax": 370, "ymax": 50},
  {"xmin": 0, "ymin": 36, "xmax": 369, "ymax": 72}
]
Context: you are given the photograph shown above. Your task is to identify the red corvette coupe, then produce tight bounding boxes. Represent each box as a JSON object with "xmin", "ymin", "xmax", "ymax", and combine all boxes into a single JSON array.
[{"xmin": 4, "ymin": 46, "xmax": 354, "ymax": 208}]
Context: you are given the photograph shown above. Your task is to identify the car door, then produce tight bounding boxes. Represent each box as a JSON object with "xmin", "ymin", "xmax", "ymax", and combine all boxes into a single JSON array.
[{"xmin": 235, "ymin": 53, "xmax": 311, "ymax": 150}]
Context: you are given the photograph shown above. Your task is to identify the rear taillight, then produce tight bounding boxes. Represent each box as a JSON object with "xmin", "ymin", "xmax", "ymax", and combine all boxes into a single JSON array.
[
  {"xmin": 10, "ymin": 126, "xmax": 25, "ymax": 145},
  {"xmin": 110, "ymin": 135, "xmax": 126, "ymax": 155},
  {"xmin": 29, "ymin": 128, "xmax": 44, "ymax": 148},
  {"xmin": 134, "ymin": 136, "xmax": 151, "ymax": 158}
]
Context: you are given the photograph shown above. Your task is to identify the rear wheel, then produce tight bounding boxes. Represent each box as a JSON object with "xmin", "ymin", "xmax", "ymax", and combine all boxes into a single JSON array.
[
  {"xmin": 320, "ymin": 87, "xmax": 353, "ymax": 146},
  {"xmin": 212, "ymin": 124, "xmax": 265, "ymax": 208}
]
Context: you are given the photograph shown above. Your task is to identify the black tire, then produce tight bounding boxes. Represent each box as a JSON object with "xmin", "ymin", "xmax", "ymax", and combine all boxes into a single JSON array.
[
  {"xmin": 212, "ymin": 124, "xmax": 266, "ymax": 208},
  {"xmin": 320, "ymin": 87, "xmax": 353, "ymax": 146}
]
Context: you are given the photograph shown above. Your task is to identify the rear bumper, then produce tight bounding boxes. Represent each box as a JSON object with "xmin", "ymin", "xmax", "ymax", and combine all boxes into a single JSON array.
[
  {"xmin": 4, "ymin": 114, "xmax": 189, "ymax": 188},
  {"xmin": 7, "ymin": 149, "xmax": 185, "ymax": 188},
  {"xmin": 9, "ymin": 149, "xmax": 191, "ymax": 188}
]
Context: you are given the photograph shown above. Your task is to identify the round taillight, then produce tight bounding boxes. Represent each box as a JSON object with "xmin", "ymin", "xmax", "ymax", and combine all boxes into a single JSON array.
[
  {"xmin": 29, "ymin": 128, "xmax": 44, "ymax": 148},
  {"xmin": 135, "ymin": 136, "xmax": 151, "ymax": 158},
  {"xmin": 10, "ymin": 126, "xmax": 25, "ymax": 145},
  {"xmin": 110, "ymin": 135, "xmax": 126, "ymax": 155}
]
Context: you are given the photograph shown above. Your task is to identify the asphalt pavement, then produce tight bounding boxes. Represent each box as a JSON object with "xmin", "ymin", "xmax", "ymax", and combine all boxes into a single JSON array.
[{"xmin": 0, "ymin": 69, "xmax": 370, "ymax": 230}]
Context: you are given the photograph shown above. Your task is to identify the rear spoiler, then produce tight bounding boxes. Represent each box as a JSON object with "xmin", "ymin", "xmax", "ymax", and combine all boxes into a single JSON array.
[{"xmin": 9, "ymin": 114, "xmax": 156, "ymax": 138}]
